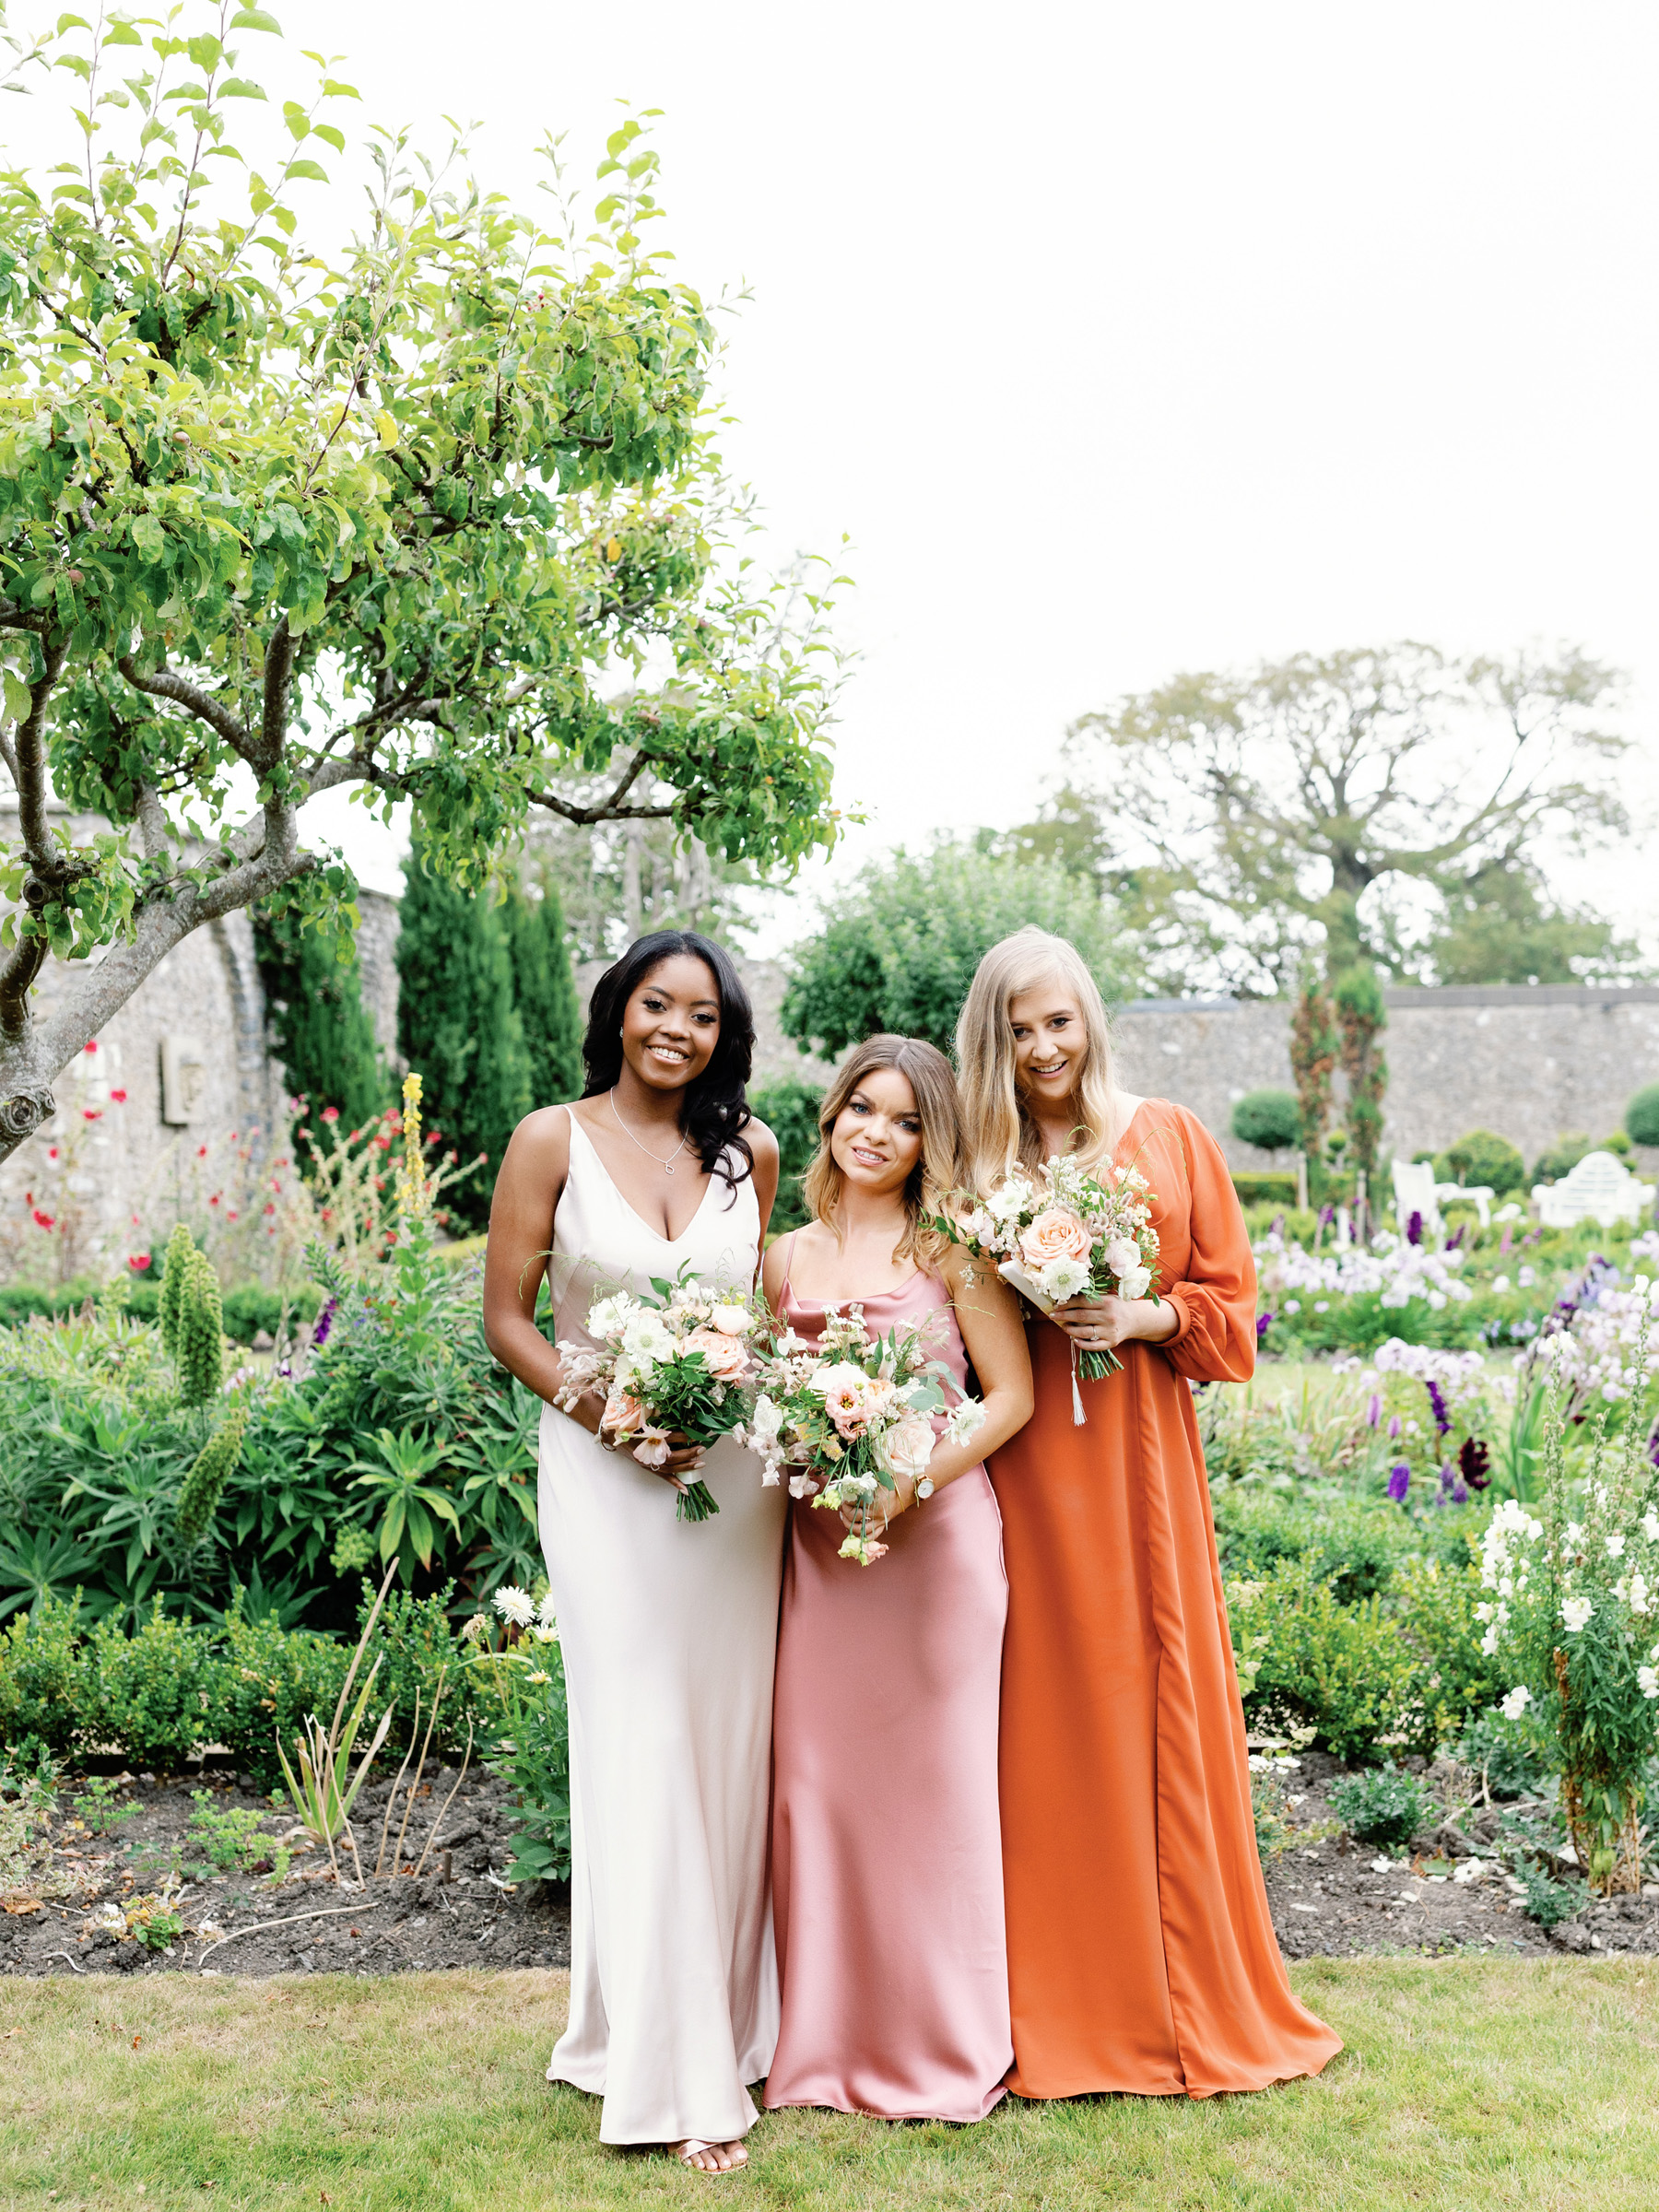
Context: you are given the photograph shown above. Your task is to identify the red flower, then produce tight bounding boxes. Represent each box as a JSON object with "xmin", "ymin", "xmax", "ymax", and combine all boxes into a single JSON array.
[
  {"xmin": 227, "ymin": 1209, "xmax": 240, "ymax": 1222},
  {"xmin": 196, "ymin": 1145, "xmax": 208, "ymax": 1159},
  {"xmin": 263, "ymin": 1202, "xmax": 276, "ymax": 1216},
  {"xmin": 127, "ymin": 1252, "xmax": 151, "ymax": 1272},
  {"xmin": 47, "ymin": 1147, "xmax": 59, "ymax": 1162},
  {"xmin": 374, "ymin": 1135, "xmax": 391, "ymax": 1151},
  {"xmin": 110, "ymin": 1088, "xmax": 128, "ymax": 1104},
  {"xmin": 32, "ymin": 1209, "xmax": 54, "ymax": 1230},
  {"xmin": 322, "ymin": 1105, "xmax": 340, "ymax": 1124},
  {"xmin": 83, "ymin": 1039, "xmax": 99, "ymax": 1055},
  {"xmin": 82, "ymin": 1108, "xmax": 102, "ymax": 1122},
  {"xmin": 208, "ymin": 1193, "xmax": 221, "ymax": 1207}
]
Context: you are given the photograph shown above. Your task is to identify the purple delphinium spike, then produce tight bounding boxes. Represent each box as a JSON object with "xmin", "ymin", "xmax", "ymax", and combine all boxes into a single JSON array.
[
  {"xmin": 1387, "ymin": 1463, "xmax": 1411, "ymax": 1502},
  {"xmin": 1387, "ymin": 1415, "xmax": 1402, "ymax": 1441},
  {"xmin": 1256, "ymin": 1312, "xmax": 1273, "ymax": 1341},
  {"xmin": 1367, "ymin": 1393, "xmax": 1382, "ymax": 1428},
  {"xmin": 1406, "ymin": 1210, "xmax": 1423, "ymax": 1246},
  {"xmin": 312, "ymin": 1296, "xmax": 338, "ymax": 1348},
  {"xmin": 1427, "ymin": 1380, "xmax": 1451, "ymax": 1434},
  {"xmin": 1446, "ymin": 1224, "xmax": 1465, "ymax": 1251}
]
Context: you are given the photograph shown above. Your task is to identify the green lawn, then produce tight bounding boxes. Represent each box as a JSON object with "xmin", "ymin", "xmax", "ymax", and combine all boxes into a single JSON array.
[{"xmin": 4, "ymin": 1960, "xmax": 1657, "ymax": 2209}]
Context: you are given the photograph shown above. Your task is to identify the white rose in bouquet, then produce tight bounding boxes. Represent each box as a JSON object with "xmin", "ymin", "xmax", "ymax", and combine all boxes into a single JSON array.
[
  {"xmin": 710, "ymin": 1302, "xmax": 754, "ymax": 1337},
  {"xmin": 1116, "ymin": 1265, "xmax": 1152, "ymax": 1300},
  {"xmin": 1104, "ymin": 1238, "xmax": 1141, "ymax": 1279},
  {"xmin": 875, "ymin": 1412, "xmax": 937, "ymax": 1482}
]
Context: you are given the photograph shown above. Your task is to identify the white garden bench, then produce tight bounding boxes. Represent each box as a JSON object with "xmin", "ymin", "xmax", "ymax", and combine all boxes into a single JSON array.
[
  {"xmin": 1533, "ymin": 1150, "xmax": 1656, "ymax": 1229},
  {"xmin": 1435, "ymin": 1181, "xmax": 1496, "ymax": 1228}
]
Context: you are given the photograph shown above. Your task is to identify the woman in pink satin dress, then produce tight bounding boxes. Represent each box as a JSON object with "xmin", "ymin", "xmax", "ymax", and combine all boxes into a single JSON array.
[{"xmin": 762, "ymin": 1035, "xmax": 1034, "ymax": 2124}]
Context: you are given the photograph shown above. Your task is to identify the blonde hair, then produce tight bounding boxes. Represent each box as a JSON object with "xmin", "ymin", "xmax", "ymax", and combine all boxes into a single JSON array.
[
  {"xmin": 799, "ymin": 1034, "xmax": 961, "ymax": 1267},
  {"xmin": 955, "ymin": 926, "xmax": 1123, "ymax": 1193}
]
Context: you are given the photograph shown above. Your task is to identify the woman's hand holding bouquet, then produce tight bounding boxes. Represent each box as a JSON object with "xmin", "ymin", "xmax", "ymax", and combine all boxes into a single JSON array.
[
  {"xmin": 737, "ymin": 1304, "xmax": 986, "ymax": 1564},
  {"xmin": 552, "ymin": 1267, "xmax": 769, "ymax": 1521}
]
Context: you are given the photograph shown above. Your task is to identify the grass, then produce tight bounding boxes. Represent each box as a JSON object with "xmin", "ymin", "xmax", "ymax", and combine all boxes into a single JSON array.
[{"xmin": 3, "ymin": 1959, "xmax": 1658, "ymax": 2209}]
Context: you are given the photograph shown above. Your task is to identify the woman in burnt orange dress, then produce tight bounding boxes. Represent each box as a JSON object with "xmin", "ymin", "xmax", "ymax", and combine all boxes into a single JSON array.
[{"xmin": 955, "ymin": 927, "xmax": 1340, "ymax": 2100}]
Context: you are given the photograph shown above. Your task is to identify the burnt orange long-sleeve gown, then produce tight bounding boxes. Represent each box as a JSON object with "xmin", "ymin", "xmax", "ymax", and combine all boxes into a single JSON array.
[{"xmin": 989, "ymin": 1100, "xmax": 1341, "ymax": 2100}]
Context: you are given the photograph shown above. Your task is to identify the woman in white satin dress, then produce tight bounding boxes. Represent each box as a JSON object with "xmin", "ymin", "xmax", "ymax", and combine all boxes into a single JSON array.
[{"xmin": 485, "ymin": 932, "xmax": 783, "ymax": 2177}]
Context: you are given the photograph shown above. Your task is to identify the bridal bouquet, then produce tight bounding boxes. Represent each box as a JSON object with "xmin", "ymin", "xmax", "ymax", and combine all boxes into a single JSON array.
[
  {"xmin": 736, "ymin": 1304, "xmax": 986, "ymax": 1564},
  {"xmin": 929, "ymin": 1153, "xmax": 1160, "ymax": 1385},
  {"xmin": 551, "ymin": 1268, "xmax": 767, "ymax": 1522}
]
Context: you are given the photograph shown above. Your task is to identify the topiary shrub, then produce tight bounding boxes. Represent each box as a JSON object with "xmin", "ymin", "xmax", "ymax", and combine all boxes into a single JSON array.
[
  {"xmin": 1623, "ymin": 1085, "xmax": 1659, "ymax": 1148},
  {"xmin": 1230, "ymin": 1088, "xmax": 1303, "ymax": 1156},
  {"xmin": 1327, "ymin": 1766, "xmax": 1431, "ymax": 1848},
  {"xmin": 1432, "ymin": 1129, "xmax": 1526, "ymax": 1194},
  {"xmin": 0, "ymin": 1594, "xmax": 89, "ymax": 1759}
]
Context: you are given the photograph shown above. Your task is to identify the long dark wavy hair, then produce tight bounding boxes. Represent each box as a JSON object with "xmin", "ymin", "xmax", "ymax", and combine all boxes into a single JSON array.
[{"xmin": 581, "ymin": 931, "xmax": 757, "ymax": 1192}]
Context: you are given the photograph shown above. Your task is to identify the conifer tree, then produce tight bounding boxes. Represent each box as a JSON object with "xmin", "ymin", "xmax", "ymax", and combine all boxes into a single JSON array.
[
  {"xmin": 253, "ymin": 899, "xmax": 388, "ymax": 1147},
  {"xmin": 504, "ymin": 885, "xmax": 584, "ymax": 1109},
  {"xmin": 395, "ymin": 852, "xmax": 534, "ymax": 1230}
]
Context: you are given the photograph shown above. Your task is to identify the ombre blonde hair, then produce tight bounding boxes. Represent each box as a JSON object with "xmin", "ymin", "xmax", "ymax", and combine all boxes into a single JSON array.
[
  {"xmin": 956, "ymin": 926, "xmax": 1124, "ymax": 1193},
  {"xmin": 799, "ymin": 1034, "xmax": 962, "ymax": 1267}
]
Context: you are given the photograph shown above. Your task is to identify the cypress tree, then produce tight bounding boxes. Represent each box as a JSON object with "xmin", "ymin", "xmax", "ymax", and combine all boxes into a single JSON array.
[
  {"xmin": 253, "ymin": 897, "xmax": 388, "ymax": 1147},
  {"xmin": 504, "ymin": 882, "xmax": 583, "ymax": 1109},
  {"xmin": 395, "ymin": 848, "xmax": 534, "ymax": 1231}
]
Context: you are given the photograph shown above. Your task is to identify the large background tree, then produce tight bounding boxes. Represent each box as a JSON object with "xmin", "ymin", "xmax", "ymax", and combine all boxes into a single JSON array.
[
  {"xmin": 781, "ymin": 841, "xmax": 1127, "ymax": 1060},
  {"xmin": 1065, "ymin": 643, "xmax": 1643, "ymax": 997},
  {"xmin": 0, "ymin": 4, "xmax": 843, "ymax": 1161}
]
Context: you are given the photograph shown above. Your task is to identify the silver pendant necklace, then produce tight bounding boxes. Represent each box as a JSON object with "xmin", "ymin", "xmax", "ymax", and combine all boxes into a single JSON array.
[{"xmin": 609, "ymin": 1088, "xmax": 690, "ymax": 1175}]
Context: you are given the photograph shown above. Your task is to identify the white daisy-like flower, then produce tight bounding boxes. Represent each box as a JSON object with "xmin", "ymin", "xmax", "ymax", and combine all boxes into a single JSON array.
[{"xmin": 492, "ymin": 1584, "xmax": 535, "ymax": 1628}]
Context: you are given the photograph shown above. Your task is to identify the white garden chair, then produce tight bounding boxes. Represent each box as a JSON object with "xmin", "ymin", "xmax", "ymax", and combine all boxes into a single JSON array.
[
  {"xmin": 1532, "ymin": 1151, "xmax": 1657, "ymax": 1230},
  {"xmin": 1391, "ymin": 1158, "xmax": 1442, "ymax": 1241}
]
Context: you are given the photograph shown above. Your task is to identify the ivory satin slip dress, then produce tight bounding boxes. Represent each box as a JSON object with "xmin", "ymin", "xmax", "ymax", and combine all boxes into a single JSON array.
[{"xmin": 535, "ymin": 1111, "xmax": 788, "ymax": 2146}]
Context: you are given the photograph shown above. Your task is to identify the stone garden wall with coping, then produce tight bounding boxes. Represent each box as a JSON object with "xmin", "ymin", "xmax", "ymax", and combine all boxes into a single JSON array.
[{"xmin": 1113, "ymin": 983, "xmax": 1659, "ymax": 1174}]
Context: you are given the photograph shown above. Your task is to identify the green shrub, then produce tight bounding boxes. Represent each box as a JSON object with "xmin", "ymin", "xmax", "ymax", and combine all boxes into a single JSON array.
[
  {"xmin": 1328, "ymin": 1766, "xmax": 1431, "ymax": 1847},
  {"xmin": 1214, "ymin": 1491, "xmax": 1410, "ymax": 1605},
  {"xmin": 1432, "ymin": 1129, "xmax": 1526, "ymax": 1194},
  {"xmin": 1627, "ymin": 1084, "xmax": 1659, "ymax": 1150},
  {"xmin": 0, "ymin": 1594, "xmax": 88, "ymax": 1759},
  {"xmin": 1232, "ymin": 1172, "xmax": 1299, "ymax": 1206},
  {"xmin": 1531, "ymin": 1134, "xmax": 1591, "ymax": 1186},
  {"xmin": 1228, "ymin": 1564, "xmax": 1422, "ymax": 1762},
  {"xmin": 749, "ymin": 1077, "xmax": 824, "ymax": 1237},
  {"xmin": 90, "ymin": 1606, "xmax": 222, "ymax": 1771},
  {"xmin": 1387, "ymin": 1553, "xmax": 1505, "ymax": 1744},
  {"xmin": 212, "ymin": 1602, "xmax": 356, "ymax": 1784},
  {"xmin": 1230, "ymin": 1089, "xmax": 1302, "ymax": 1155},
  {"xmin": 477, "ymin": 1645, "xmax": 571, "ymax": 1883}
]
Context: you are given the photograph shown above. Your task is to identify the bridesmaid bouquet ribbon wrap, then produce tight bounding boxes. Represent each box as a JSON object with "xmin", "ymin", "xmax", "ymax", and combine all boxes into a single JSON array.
[
  {"xmin": 927, "ymin": 1154, "xmax": 1160, "ymax": 1422},
  {"xmin": 735, "ymin": 1303, "xmax": 986, "ymax": 1565},
  {"xmin": 551, "ymin": 1266, "xmax": 769, "ymax": 1521}
]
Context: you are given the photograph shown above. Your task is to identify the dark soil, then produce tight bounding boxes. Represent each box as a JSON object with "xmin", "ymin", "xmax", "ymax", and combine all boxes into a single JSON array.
[
  {"xmin": 1259, "ymin": 1749, "xmax": 1659, "ymax": 1960},
  {"xmin": 8, "ymin": 1750, "xmax": 1656, "ymax": 1979},
  {"xmin": 2, "ymin": 1762, "xmax": 570, "ymax": 1979}
]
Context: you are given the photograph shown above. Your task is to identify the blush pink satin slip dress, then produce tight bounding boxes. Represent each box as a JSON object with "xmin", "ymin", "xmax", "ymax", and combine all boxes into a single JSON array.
[{"xmin": 764, "ymin": 1240, "xmax": 1013, "ymax": 2122}]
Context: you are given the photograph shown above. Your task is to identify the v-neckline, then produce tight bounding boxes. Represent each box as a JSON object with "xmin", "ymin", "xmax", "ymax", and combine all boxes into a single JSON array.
[{"xmin": 569, "ymin": 1111, "xmax": 721, "ymax": 1246}]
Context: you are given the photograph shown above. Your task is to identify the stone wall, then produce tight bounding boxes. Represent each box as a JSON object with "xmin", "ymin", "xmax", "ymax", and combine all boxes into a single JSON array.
[{"xmin": 1112, "ymin": 983, "xmax": 1659, "ymax": 1174}]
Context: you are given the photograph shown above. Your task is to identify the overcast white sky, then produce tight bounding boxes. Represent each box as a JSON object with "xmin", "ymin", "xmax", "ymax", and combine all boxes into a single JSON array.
[{"xmin": 23, "ymin": 0, "xmax": 1659, "ymax": 952}]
